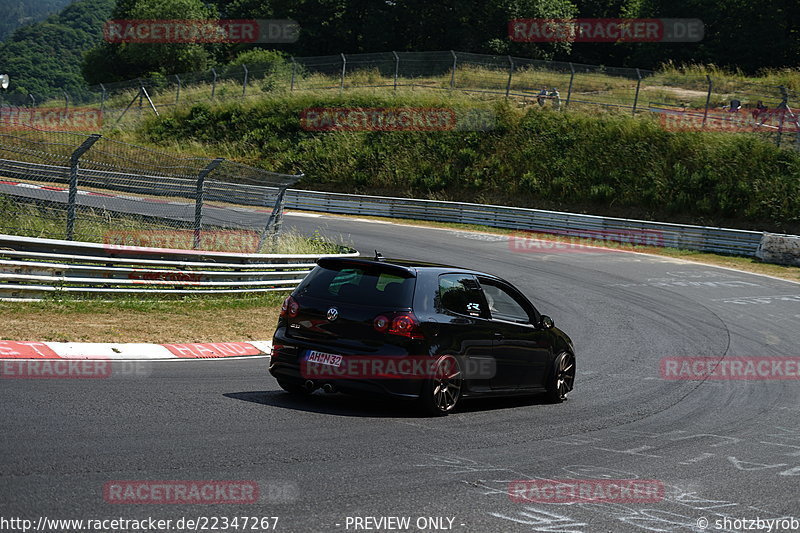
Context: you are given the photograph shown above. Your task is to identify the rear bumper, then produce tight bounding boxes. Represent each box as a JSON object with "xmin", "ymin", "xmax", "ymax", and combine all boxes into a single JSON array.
[{"xmin": 269, "ymin": 328, "xmax": 425, "ymax": 399}]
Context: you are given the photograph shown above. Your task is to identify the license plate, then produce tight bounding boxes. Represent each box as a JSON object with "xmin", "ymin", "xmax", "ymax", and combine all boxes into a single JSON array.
[{"xmin": 305, "ymin": 350, "xmax": 343, "ymax": 367}]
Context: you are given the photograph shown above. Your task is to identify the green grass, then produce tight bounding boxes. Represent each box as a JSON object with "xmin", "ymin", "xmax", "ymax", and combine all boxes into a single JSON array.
[
  {"xmin": 33, "ymin": 59, "xmax": 798, "ymax": 124},
  {"xmin": 0, "ymin": 194, "xmax": 348, "ymax": 255}
]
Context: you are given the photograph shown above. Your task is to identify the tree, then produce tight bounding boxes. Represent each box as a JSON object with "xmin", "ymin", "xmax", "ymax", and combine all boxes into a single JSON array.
[
  {"xmin": 0, "ymin": 0, "xmax": 113, "ymax": 104},
  {"xmin": 0, "ymin": 0, "xmax": 73, "ymax": 42},
  {"xmin": 82, "ymin": 0, "xmax": 218, "ymax": 84}
]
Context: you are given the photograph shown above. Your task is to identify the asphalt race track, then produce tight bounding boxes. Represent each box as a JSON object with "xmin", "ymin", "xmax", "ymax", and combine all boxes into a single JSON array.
[{"xmin": 2, "ymin": 203, "xmax": 800, "ymax": 532}]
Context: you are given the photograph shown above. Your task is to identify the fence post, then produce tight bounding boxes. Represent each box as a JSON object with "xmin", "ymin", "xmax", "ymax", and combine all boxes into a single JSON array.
[
  {"xmin": 137, "ymin": 78, "xmax": 143, "ymax": 119},
  {"xmin": 340, "ymin": 53, "xmax": 346, "ymax": 93},
  {"xmin": 242, "ymin": 65, "xmax": 248, "ymax": 97},
  {"xmin": 702, "ymin": 75, "xmax": 712, "ymax": 127},
  {"xmin": 565, "ymin": 63, "xmax": 575, "ymax": 108},
  {"xmin": 258, "ymin": 187, "xmax": 289, "ymax": 252},
  {"xmin": 193, "ymin": 158, "xmax": 224, "ymax": 249},
  {"xmin": 290, "ymin": 57, "xmax": 296, "ymax": 91},
  {"xmin": 211, "ymin": 68, "xmax": 217, "ymax": 99},
  {"xmin": 449, "ymin": 50, "xmax": 457, "ymax": 89},
  {"xmin": 175, "ymin": 74, "xmax": 181, "ymax": 106},
  {"xmin": 505, "ymin": 55, "xmax": 514, "ymax": 98},
  {"xmin": 791, "ymin": 92, "xmax": 800, "ymax": 150},
  {"xmin": 99, "ymin": 83, "xmax": 106, "ymax": 116},
  {"xmin": 66, "ymin": 134, "xmax": 101, "ymax": 241},
  {"xmin": 776, "ymin": 85, "xmax": 789, "ymax": 148},
  {"xmin": 63, "ymin": 90, "xmax": 69, "ymax": 110},
  {"xmin": 392, "ymin": 51, "xmax": 399, "ymax": 92},
  {"xmin": 632, "ymin": 68, "xmax": 642, "ymax": 115}
]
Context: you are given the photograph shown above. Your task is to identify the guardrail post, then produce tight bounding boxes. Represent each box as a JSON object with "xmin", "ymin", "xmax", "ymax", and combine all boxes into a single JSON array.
[
  {"xmin": 242, "ymin": 65, "xmax": 248, "ymax": 97},
  {"xmin": 175, "ymin": 74, "xmax": 181, "ymax": 106},
  {"xmin": 566, "ymin": 63, "xmax": 575, "ymax": 108},
  {"xmin": 392, "ymin": 51, "xmax": 399, "ymax": 92},
  {"xmin": 290, "ymin": 57, "xmax": 296, "ymax": 91},
  {"xmin": 632, "ymin": 68, "xmax": 642, "ymax": 115},
  {"xmin": 505, "ymin": 56, "xmax": 514, "ymax": 98},
  {"xmin": 211, "ymin": 68, "xmax": 217, "ymax": 99},
  {"xmin": 340, "ymin": 53, "xmax": 347, "ymax": 93},
  {"xmin": 193, "ymin": 158, "xmax": 224, "ymax": 249},
  {"xmin": 66, "ymin": 134, "xmax": 101, "ymax": 240},
  {"xmin": 449, "ymin": 50, "xmax": 457, "ymax": 90},
  {"xmin": 702, "ymin": 75, "xmax": 712, "ymax": 127},
  {"xmin": 258, "ymin": 187, "xmax": 289, "ymax": 252}
]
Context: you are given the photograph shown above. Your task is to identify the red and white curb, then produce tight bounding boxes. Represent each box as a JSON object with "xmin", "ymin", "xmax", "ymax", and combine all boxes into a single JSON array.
[{"xmin": 0, "ymin": 340, "xmax": 272, "ymax": 360}]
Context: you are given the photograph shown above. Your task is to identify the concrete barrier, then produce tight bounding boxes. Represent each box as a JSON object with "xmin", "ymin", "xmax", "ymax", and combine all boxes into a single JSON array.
[{"xmin": 756, "ymin": 233, "xmax": 800, "ymax": 267}]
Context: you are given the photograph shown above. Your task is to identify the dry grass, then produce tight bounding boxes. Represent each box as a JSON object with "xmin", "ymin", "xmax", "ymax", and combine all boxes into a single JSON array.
[{"xmin": 0, "ymin": 297, "xmax": 282, "ymax": 343}]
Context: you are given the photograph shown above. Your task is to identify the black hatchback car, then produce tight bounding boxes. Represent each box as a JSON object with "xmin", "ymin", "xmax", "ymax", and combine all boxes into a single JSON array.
[{"xmin": 269, "ymin": 256, "xmax": 575, "ymax": 415}]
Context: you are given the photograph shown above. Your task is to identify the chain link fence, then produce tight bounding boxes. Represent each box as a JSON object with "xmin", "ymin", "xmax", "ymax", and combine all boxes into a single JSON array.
[
  {"xmin": 0, "ymin": 121, "xmax": 302, "ymax": 252},
  {"xmin": 1, "ymin": 50, "xmax": 797, "ymax": 148}
]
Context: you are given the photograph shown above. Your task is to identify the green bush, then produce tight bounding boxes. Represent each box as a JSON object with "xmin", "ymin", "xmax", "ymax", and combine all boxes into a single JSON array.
[{"xmin": 138, "ymin": 93, "xmax": 800, "ymax": 233}]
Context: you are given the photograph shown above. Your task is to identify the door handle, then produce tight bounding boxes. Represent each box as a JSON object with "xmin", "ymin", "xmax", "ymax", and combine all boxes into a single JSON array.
[{"xmin": 494, "ymin": 332, "xmax": 504, "ymax": 340}]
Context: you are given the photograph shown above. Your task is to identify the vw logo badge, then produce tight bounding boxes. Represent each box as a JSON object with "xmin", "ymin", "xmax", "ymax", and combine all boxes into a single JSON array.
[{"xmin": 326, "ymin": 307, "xmax": 339, "ymax": 321}]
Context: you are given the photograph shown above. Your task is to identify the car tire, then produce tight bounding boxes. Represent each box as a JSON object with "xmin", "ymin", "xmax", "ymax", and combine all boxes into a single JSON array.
[
  {"xmin": 277, "ymin": 378, "xmax": 311, "ymax": 395},
  {"xmin": 545, "ymin": 351, "xmax": 575, "ymax": 403},
  {"xmin": 420, "ymin": 355, "xmax": 463, "ymax": 416}
]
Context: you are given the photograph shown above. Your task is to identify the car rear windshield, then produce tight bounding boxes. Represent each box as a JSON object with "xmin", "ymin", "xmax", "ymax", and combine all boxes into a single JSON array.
[{"xmin": 296, "ymin": 264, "xmax": 415, "ymax": 308}]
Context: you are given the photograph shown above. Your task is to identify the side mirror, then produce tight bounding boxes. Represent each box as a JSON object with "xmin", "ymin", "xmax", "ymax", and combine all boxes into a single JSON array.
[{"xmin": 540, "ymin": 315, "xmax": 554, "ymax": 329}]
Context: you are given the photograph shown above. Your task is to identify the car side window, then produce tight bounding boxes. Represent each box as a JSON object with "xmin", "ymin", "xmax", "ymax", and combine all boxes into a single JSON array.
[
  {"xmin": 438, "ymin": 274, "xmax": 486, "ymax": 318},
  {"xmin": 479, "ymin": 279, "xmax": 532, "ymax": 324}
]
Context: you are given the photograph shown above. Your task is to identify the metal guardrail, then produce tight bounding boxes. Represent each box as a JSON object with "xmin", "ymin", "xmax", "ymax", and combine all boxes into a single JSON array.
[
  {"xmin": 283, "ymin": 190, "xmax": 766, "ymax": 256},
  {"xmin": 0, "ymin": 234, "xmax": 357, "ymax": 299},
  {"xmin": 0, "ymin": 158, "xmax": 283, "ymax": 207},
  {"xmin": 0, "ymin": 158, "xmax": 774, "ymax": 257}
]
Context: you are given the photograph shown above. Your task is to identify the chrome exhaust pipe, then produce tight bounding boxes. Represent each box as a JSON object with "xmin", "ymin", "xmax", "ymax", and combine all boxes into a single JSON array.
[
  {"xmin": 322, "ymin": 383, "xmax": 336, "ymax": 394},
  {"xmin": 304, "ymin": 380, "xmax": 316, "ymax": 392}
]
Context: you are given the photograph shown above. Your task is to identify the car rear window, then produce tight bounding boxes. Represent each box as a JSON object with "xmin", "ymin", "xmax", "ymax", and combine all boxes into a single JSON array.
[{"xmin": 296, "ymin": 265, "xmax": 415, "ymax": 307}]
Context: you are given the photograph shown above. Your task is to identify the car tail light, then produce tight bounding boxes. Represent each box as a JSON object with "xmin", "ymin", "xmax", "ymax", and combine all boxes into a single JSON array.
[
  {"xmin": 373, "ymin": 312, "xmax": 424, "ymax": 340},
  {"xmin": 280, "ymin": 296, "xmax": 299, "ymax": 318}
]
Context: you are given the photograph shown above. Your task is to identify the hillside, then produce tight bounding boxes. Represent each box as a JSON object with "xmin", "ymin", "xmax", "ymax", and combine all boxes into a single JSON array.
[
  {"xmin": 127, "ymin": 91, "xmax": 800, "ymax": 234},
  {"xmin": 0, "ymin": 0, "xmax": 72, "ymax": 41},
  {"xmin": 0, "ymin": 0, "xmax": 113, "ymax": 104}
]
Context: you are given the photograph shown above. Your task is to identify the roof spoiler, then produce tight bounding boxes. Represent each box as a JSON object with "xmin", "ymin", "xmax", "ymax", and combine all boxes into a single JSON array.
[{"xmin": 317, "ymin": 257, "xmax": 416, "ymax": 278}]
